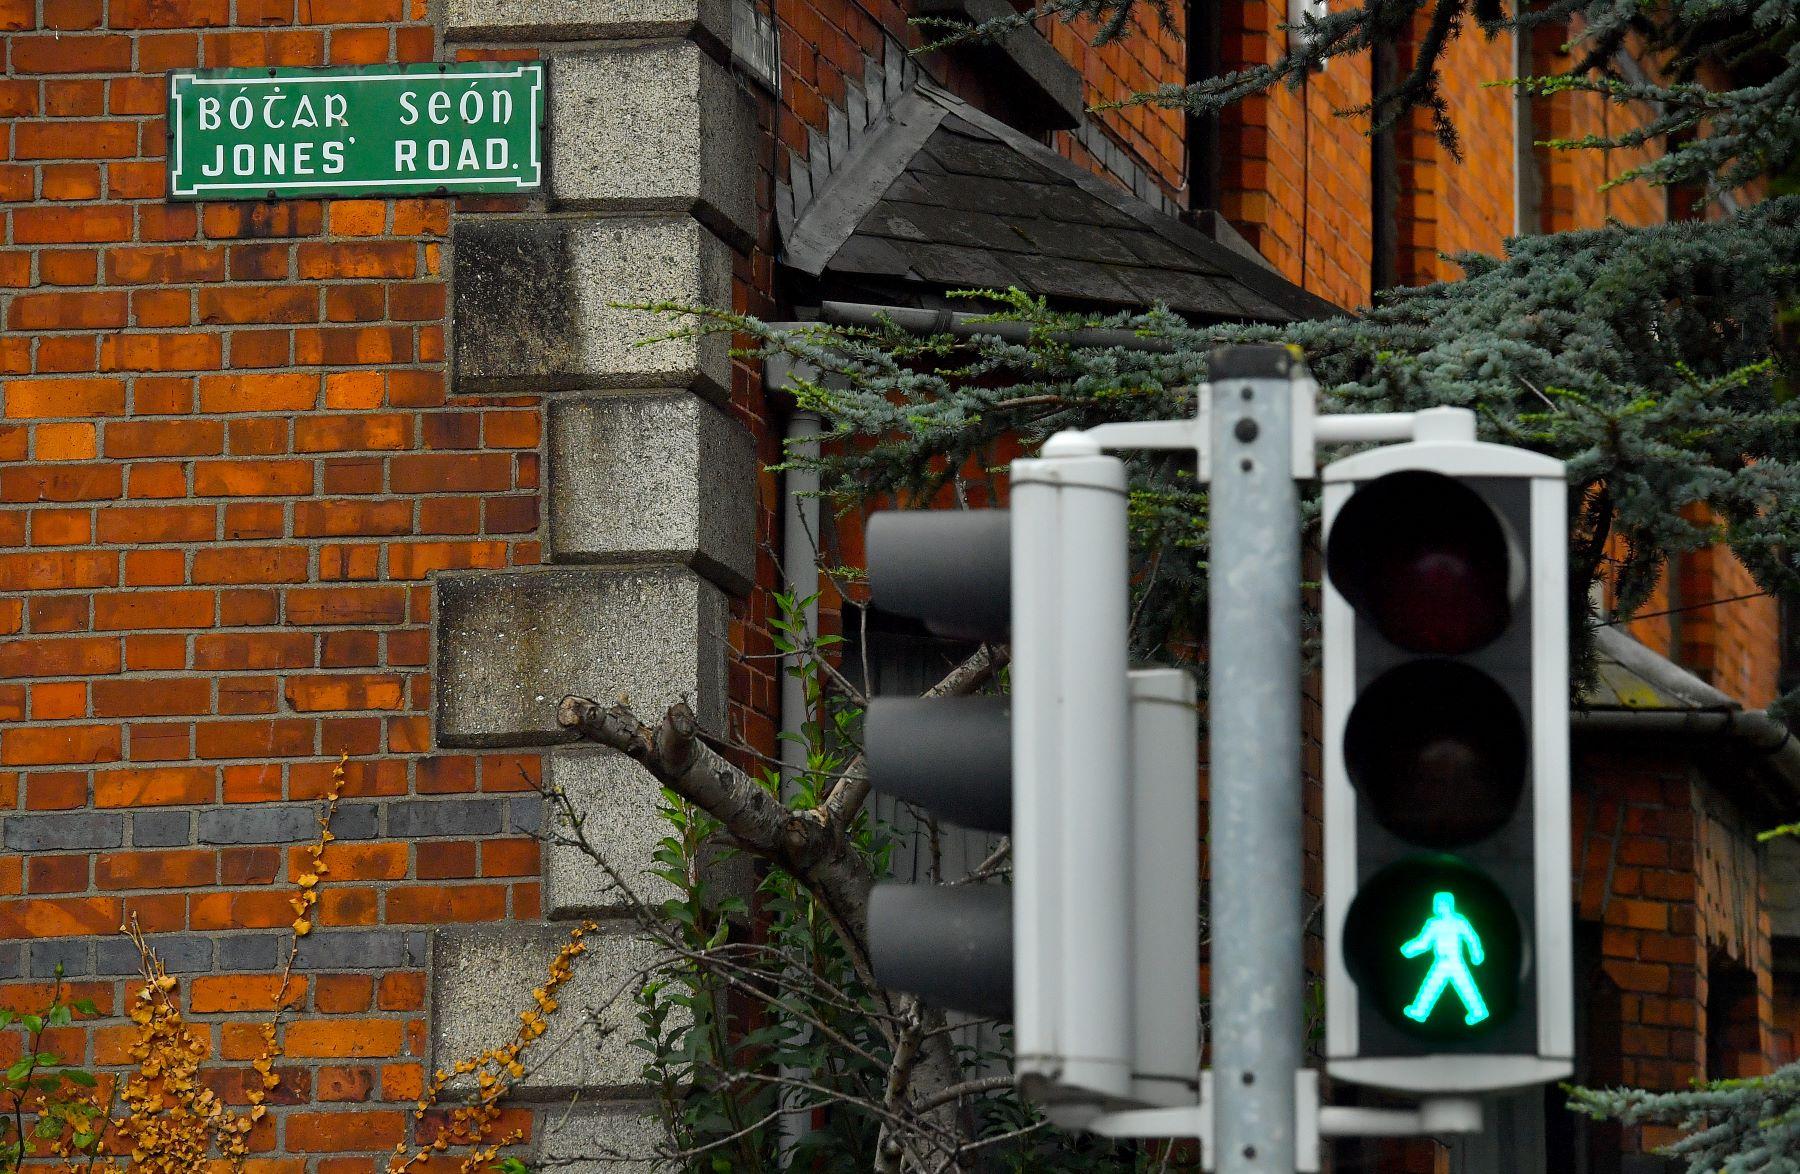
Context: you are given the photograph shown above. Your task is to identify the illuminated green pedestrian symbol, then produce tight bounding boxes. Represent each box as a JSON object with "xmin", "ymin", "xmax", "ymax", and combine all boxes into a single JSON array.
[{"xmin": 1399, "ymin": 891, "xmax": 1489, "ymax": 1026}]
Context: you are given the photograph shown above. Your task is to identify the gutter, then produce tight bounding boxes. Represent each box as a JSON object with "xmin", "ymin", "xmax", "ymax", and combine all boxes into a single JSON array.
[{"xmin": 1572, "ymin": 627, "xmax": 1800, "ymax": 802}]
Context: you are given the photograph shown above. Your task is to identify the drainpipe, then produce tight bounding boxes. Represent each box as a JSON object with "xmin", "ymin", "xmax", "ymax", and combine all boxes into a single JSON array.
[
  {"xmin": 763, "ymin": 337, "xmax": 823, "ymax": 792},
  {"xmin": 763, "ymin": 333, "xmax": 823, "ymax": 1164}
]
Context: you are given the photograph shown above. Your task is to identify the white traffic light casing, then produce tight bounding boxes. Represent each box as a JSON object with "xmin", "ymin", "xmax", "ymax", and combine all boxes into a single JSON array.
[
  {"xmin": 1321, "ymin": 424, "xmax": 1574, "ymax": 1094},
  {"xmin": 865, "ymin": 445, "xmax": 1200, "ymax": 1119}
]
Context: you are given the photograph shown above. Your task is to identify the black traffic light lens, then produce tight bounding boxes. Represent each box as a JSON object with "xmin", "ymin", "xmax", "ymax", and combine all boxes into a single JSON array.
[
  {"xmin": 1327, "ymin": 471, "xmax": 1515, "ymax": 655},
  {"xmin": 1344, "ymin": 660, "xmax": 1526, "ymax": 848},
  {"xmin": 1342, "ymin": 854, "xmax": 1523, "ymax": 1039}
]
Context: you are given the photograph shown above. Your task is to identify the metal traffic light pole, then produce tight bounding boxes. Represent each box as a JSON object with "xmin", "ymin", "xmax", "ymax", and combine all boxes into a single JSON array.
[{"xmin": 1205, "ymin": 346, "xmax": 1305, "ymax": 1174}]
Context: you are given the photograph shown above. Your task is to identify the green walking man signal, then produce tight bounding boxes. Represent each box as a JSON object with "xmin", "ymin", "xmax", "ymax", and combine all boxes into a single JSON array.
[{"xmin": 1399, "ymin": 892, "xmax": 1489, "ymax": 1027}]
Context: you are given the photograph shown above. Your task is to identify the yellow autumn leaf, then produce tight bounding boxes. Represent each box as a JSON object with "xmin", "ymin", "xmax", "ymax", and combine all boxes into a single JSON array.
[{"xmin": 292, "ymin": 918, "xmax": 312, "ymax": 936}]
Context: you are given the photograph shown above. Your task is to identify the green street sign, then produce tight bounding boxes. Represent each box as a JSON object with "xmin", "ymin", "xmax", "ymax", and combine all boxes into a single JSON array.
[{"xmin": 166, "ymin": 62, "xmax": 544, "ymax": 200}]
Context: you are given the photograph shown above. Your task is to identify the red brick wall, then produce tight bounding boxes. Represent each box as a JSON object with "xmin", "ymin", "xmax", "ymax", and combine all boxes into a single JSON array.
[
  {"xmin": 1394, "ymin": 21, "xmax": 1516, "ymax": 285},
  {"xmin": 1215, "ymin": 3, "xmax": 1375, "ymax": 310},
  {"xmin": 0, "ymin": 0, "xmax": 547, "ymax": 1164}
]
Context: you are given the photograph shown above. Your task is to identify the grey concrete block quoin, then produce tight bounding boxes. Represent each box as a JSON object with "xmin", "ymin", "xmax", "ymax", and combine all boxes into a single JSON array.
[
  {"xmin": 446, "ymin": 0, "xmax": 730, "ymax": 43},
  {"xmin": 549, "ymin": 44, "xmax": 758, "ymax": 241},
  {"xmin": 533, "ymin": 1106, "xmax": 677, "ymax": 1172},
  {"xmin": 452, "ymin": 216, "xmax": 732, "ymax": 397},
  {"xmin": 547, "ymin": 393, "xmax": 757, "ymax": 595},
  {"xmin": 435, "ymin": 565, "xmax": 728, "ymax": 748},
  {"xmin": 541, "ymin": 749, "xmax": 752, "ymax": 917},
  {"xmin": 543, "ymin": 750, "xmax": 678, "ymax": 915},
  {"xmin": 432, "ymin": 924, "xmax": 687, "ymax": 1096}
]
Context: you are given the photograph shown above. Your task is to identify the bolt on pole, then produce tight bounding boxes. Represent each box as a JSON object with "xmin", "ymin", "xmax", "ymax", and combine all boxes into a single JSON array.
[{"xmin": 1207, "ymin": 346, "xmax": 1305, "ymax": 1174}]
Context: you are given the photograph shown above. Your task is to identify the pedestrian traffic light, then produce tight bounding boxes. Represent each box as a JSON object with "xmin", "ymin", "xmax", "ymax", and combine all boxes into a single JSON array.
[
  {"xmin": 863, "ymin": 437, "xmax": 1202, "ymax": 1114},
  {"xmin": 1321, "ymin": 415, "xmax": 1574, "ymax": 1093}
]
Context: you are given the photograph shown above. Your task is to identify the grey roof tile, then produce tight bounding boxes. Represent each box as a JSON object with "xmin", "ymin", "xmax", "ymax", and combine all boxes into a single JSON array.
[{"xmin": 781, "ymin": 78, "xmax": 1340, "ymax": 321}]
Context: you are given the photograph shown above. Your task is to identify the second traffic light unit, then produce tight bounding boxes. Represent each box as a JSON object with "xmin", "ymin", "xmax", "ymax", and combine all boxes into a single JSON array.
[
  {"xmin": 864, "ymin": 437, "xmax": 1202, "ymax": 1116},
  {"xmin": 1322, "ymin": 412, "xmax": 1573, "ymax": 1093}
]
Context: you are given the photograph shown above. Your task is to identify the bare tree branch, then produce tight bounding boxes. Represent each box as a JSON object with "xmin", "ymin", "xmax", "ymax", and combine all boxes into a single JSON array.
[{"xmin": 556, "ymin": 694, "xmax": 881, "ymax": 993}]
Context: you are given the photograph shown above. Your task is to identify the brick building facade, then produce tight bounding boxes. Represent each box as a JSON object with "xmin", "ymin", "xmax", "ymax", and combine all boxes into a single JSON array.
[{"xmin": 0, "ymin": 0, "xmax": 1791, "ymax": 1170}]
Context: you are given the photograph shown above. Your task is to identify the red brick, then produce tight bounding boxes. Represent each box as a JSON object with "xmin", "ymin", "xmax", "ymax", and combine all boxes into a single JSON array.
[
  {"xmin": 29, "ymin": 508, "xmax": 91, "ymax": 546},
  {"xmin": 228, "ymin": 416, "xmax": 292, "ymax": 456},
  {"xmin": 198, "ymin": 372, "xmax": 319, "ymax": 414},
  {"xmin": 283, "ymin": 1108, "xmax": 405, "ymax": 1151},
  {"xmin": 199, "ymin": 285, "xmax": 320, "ymax": 326},
  {"xmin": 293, "ymin": 499, "xmax": 413, "ymax": 537},
  {"xmin": 296, "ymin": 242, "xmax": 416, "ymax": 280},
  {"xmin": 10, "ymin": 35, "xmax": 132, "ymax": 73},
  {"xmin": 90, "ymin": 678, "xmax": 213, "ymax": 718},
  {"xmin": 229, "ymin": 243, "xmax": 293, "ymax": 281},
  {"xmin": 195, "ymin": 632, "xmax": 313, "ymax": 671},
  {"xmin": 284, "ymin": 675, "xmax": 405, "ymax": 713},
  {"xmin": 385, "ymin": 884, "xmax": 507, "ymax": 923},
  {"xmin": 94, "ymin": 765, "xmax": 214, "ymax": 807},
  {"xmin": 40, "ymin": 164, "xmax": 102, "ymax": 200},
  {"xmin": 106, "ymin": 245, "xmax": 226, "ymax": 285},
  {"xmin": 5, "ymin": 378, "xmax": 127, "ymax": 419},
  {"xmin": 201, "ymin": 28, "xmax": 327, "ymax": 68},
  {"xmin": 96, "ymin": 849, "xmax": 215, "ymax": 890},
  {"xmin": 201, "ymin": 199, "xmax": 323, "ymax": 239},
  {"xmin": 107, "ymin": 160, "xmax": 167, "ymax": 198},
  {"xmin": 92, "ymin": 590, "xmax": 215, "ymax": 630},
  {"xmin": 9, "ymin": 292, "xmax": 126, "ymax": 332},
  {"xmin": 0, "ymin": 550, "xmax": 117, "ymax": 590},
  {"xmin": 124, "ymin": 548, "xmax": 186, "ymax": 587},
  {"xmin": 324, "ymin": 284, "xmax": 386, "ymax": 323},
  {"xmin": 389, "ymin": 453, "xmax": 513, "ymax": 493},
  {"xmin": 1, "ymin": 724, "xmax": 120, "ymax": 767},
  {"xmin": 2, "ymin": 463, "xmax": 123, "ymax": 502},
  {"xmin": 194, "ymin": 718, "xmax": 315, "ymax": 759},
  {"xmin": 12, "ymin": 206, "xmax": 133, "ymax": 244},
  {"xmin": 295, "ymin": 326, "xmax": 410, "ymax": 366},
  {"xmin": 104, "ymin": 420, "xmax": 225, "ymax": 459},
  {"xmin": 192, "ymin": 546, "xmax": 310, "ymax": 584},
  {"xmin": 0, "ymin": 636, "xmax": 120, "ymax": 678},
  {"xmin": 98, "ymin": 333, "xmax": 224, "ymax": 373},
  {"xmin": 285, "ymin": 587, "xmax": 406, "ymax": 625},
  {"xmin": 111, "ymin": 0, "xmax": 229, "ymax": 26},
  {"xmin": 132, "ymin": 289, "xmax": 193, "ymax": 328},
  {"xmin": 283, "ymin": 1022, "xmax": 405, "ymax": 1060},
  {"xmin": 0, "ymin": 897, "xmax": 122, "ymax": 938},
  {"xmin": 377, "ymin": 972, "xmax": 425, "ymax": 1012},
  {"xmin": 20, "ymin": 767, "xmax": 82, "ymax": 807},
  {"xmin": 28, "ymin": 855, "xmax": 89, "ymax": 894},
  {"xmin": 96, "ymin": 504, "xmax": 217, "ymax": 543},
  {"xmin": 193, "ymin": 460, "xmax": 313, "ymax": 497},
  {"xmin": 13, "ymin": 121, "xmax": 137, "ymax": 160},
  {"xmin": 294, "ymin": 415, "xmax": 410, "ymax": 453}
]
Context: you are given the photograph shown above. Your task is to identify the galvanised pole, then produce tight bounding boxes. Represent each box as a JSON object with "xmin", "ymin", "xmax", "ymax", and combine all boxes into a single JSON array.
[{"xmin": 1207, "ymin": 345, "xmax": 1304, "ymax": 1174}]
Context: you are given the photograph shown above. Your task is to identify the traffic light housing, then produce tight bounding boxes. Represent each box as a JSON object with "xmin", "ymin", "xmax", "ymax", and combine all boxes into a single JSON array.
[
  {"xmin": 863, "ymin": 444, "xmax": 1201, "ymax": 1115},
  {"xmin": 1322, "ymin": 431, "xmax": 1574, "ymax": 1093}
]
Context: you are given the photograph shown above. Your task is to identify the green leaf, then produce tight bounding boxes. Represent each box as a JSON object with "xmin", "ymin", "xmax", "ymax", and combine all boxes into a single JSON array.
[{"xmin": 61, "ymin": 1069, "xmax": 97, "ymax": 1087}]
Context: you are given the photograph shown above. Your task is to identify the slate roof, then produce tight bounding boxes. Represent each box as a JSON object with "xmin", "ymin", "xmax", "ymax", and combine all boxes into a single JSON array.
[{"xmin": 778, "ymin": 81, "xmax": 1340, "ymax": 323}]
